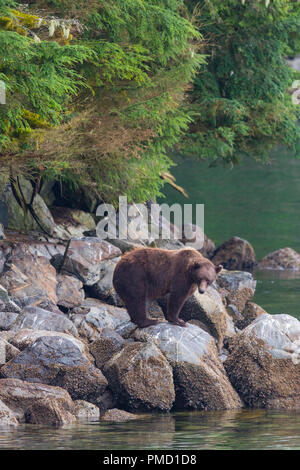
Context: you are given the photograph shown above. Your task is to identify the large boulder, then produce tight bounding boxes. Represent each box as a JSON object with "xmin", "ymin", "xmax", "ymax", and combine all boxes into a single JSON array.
[
  {"xmin": 0, "ymin": 399, "xmax": 18, "ymax": 427},
  {"xmin": 1, "ymin": 176, "xmax": 57, "ymax": 235},
  {"xmin": 50, "ymin": 206, "xmax": 96, "ymax": 239},
  {"xmin": 87, "ymin": 257, "xmax": 123, "ymax": 306},
  {"xmin": 0, "ymin": 378, "xmax": 76, "ymax": 425},
  {"xmin": 0, "ymin": 336, "xmax": 108, "ymax": 403},
  {"xmin": 134, "ymin": 323, "xmax": 242, "ymax": 410},
  {"xmin": 103, "ymin": 341, "xmax": 175, "ymax": 412},
  {"xmin": 216, "ymin": 270, "xmax": 256, "ymax": 315},
  {"xmin": 236, "ymin": 301, "xmax": 267, "ymax": 330},
  {"xmin": 71, "ymin": 299, "xmax": 131, "ymax": 342},
  {"xmin": 211, "ymin": 237, "xmax": 256, "ymax": 271},
  {"xmin": 225, "ymin": 314, "xmax": 300, "ymax": 409},
  {"xmin": 56, "ymin": 274, "xmax": 85, "ymax": 309},
  {"xmin": 0, "ymin": 337, "xmax": 19, "ymax": 364},
  {"xmin": 0, "ymin": 244, "xmax": 58, "ymax": 310},
  {"xmin": 7, "ymin": 329, "xmax": 92, "ymax": 361},
  {"xmin": 10, "ymin": 306, "xmax": 77, "ymax": 336},
  {"xmin": 90, "ymin": 329, "xmax": 125, "ymax": 369},
  {"xmin": 0, "ymin": 311, "xmax": 19, "ymax": 331},
  {"xmin": 177, "ymin": 287, "xmax": 229, "ymax": 349},
  {"xmin": 51, "ymin": 237, "xmax": 121, "ymax": 285},
  {"xmin": 258, "ymin": 247, "xmax": 300, "ymax": 270}
]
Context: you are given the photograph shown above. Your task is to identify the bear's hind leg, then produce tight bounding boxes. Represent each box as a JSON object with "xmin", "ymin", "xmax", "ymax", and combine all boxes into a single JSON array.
[{"xmin": 124, "ymin": 297, "xmax": 159, "ymax": 328}]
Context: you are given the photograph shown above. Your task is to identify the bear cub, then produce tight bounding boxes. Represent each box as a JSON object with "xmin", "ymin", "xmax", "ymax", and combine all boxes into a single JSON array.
[{"xmin": 113, "ymin": 247, "xmax": 222, "ymax": 328}]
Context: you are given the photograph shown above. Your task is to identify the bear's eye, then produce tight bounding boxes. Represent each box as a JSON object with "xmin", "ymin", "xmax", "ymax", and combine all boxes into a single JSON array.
[{"xmin": 193, "ymin": 262, "xmax": 201, "ymax": 269}]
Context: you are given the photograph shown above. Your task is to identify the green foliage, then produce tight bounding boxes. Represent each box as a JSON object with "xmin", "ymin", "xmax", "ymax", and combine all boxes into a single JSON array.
[
  {"xmin": 0, "ymin": 0, "xmax": 201, "ymax": 203},
  {"xmin": 181, "ymin": 0, "xmax": 300, "ymax": 164}
]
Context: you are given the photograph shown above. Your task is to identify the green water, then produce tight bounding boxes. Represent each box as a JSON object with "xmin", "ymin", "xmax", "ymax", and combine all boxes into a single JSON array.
[{"xmin": 0, "ymin": 410, "xmax": 299, "ymax": 450}]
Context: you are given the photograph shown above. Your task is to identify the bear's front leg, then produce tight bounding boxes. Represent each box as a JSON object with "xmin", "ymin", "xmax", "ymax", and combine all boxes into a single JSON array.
[{"xmin": 166, "ymin": 287, "xmax": 191, "ymax": 327}]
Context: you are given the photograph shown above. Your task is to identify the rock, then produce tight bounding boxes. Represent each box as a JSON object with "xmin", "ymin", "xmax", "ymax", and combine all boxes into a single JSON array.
[
  {"xmin": 158, "ymin": 284, "xmax": 230, "ymax": 348},
  {"xmin": 95, "ymin": 388, "xmax": 116, "ymax": 413},
  {"xmin": 0, "ymin": 378, "xmax": 76, "ymax": 425},
  {"xmin": 0, "ymin": 311, "xmax": 19, "ymax": 330},
  {"xmin": 258, "ymin": 247, "xmax": 300, "ymax": 270},
  {"xmin": 103, "ymin": 341, "xmax": 175, "ymax": 412},
  {"xmin": 71, "ymin": 300, "xmax": 130, "ymax": 342},
  {"xmin": 25, "ymin": 397, "xmax": 77, "ymax": 425},
  {"xmin": 88, "ymin": 257, "xmax": 123, "ymax": 306},
  {"xmin": 1, "ymin": 176, "xmax": 57, "ymax": 235},
  {"xmin": 11, "ymin": 306, "xmax": 77, "ymax": 336},
  {"xmin": 179, "ymin": 224, "xmax": 215, "ymax": 258},
  {"xmin": 51, "ymin": 207, "xmax": 96, "ymax": 239},
  {"xmin": 0, "ymin": 244, "xmax": 58, "ymax": 310},
  {"xmin": 225, "ymin": 314, "xmax": 300, "ymax": 409},
  {"xmin": 211, "ymin": 237, "xmax": 256, "ymax": 271},
  {"xmin": 51, "ymin": 237, "xmax": 121, "ymax": 285},
  {"xmin": 90, "ymin": 329, "xmax": 125, "ymax": 369},
  {"xmin": 107, "ymin": 239, "xmax": 141, "ymax": 253},
  {"xmin": 236, "ymin": 302, "xmax": 267, "ymax": 330},
  {"xmin": 101, "ymin": 408, "xmax": 140, "ymax": 422},
  {"xmin": 0, "ymin": 399, "xmax": 18, "ymax": 427},
  {"xmin": 56, "ymin": 274, "xmax": 85, "ymax": 309},
  {"xmin": 74, "ymin": 400, "xmax": 100, "ymax": 421},
  {"xmin": 0, "ymin": 336, "xmax": 108, "ymax": 403},
  {"xmin": 153, "ymin": 239, "xmax": 184, "ymax": 250},
  {"xmin": 134, "ymin": 323, "xmax": 242, "ymax": 411},
  {"xmin": 216, "ymin": 270, "xmax": 256, "ymax": 314},
  {"xmin": 177, "ymin": 287, "xmax": 229, "ymax": 349},
  {"xmin": 0, "ymin": 338, "xmax": 19, "ymax": 364},
  {"xmin": 0, "ymin": 284, "xmax": 9, "ymax": 305},
  {"xmin": 0, "ymin": 223, "xmax": 5, "ymax": 240},
  {"xmin": 8, "ymin": 329, "xmax": 92, "ymax": 361}
]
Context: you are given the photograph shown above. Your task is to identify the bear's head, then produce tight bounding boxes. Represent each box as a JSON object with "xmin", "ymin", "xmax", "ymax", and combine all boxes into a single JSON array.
[{"xmin": 191, "ymin": 260, "xmax": 222, "ymax": 294}]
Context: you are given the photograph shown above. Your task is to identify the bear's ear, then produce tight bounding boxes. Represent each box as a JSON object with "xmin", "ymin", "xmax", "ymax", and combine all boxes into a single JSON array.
[{"xmin": 215, "ymin": 264, "xmax": 223, "ymax": 274}]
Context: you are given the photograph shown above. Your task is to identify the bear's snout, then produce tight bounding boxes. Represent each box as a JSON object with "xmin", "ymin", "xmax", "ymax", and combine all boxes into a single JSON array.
[{"xmin": 198, "ymin": 287, "xmax": 205, "ymax": 294}]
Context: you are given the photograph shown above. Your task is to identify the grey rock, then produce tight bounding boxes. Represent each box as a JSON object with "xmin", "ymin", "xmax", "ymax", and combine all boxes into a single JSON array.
[
  {"xmin": 0, "ymin": 336, "xmax": 108, "ymax": 403},
  {"xmin": 90, "ymin": 329, "xmax": 125, "ymax": 369},
  {"xmin": 0, "ymin": 399, "xmax": 18, "ymax": 427},
  {"xmin": 225, "ymin": 314, "xmax": 300, "ymax": 409},
  {"xmin": 56, "ymin": 274, "xmax": 85, "ymax": 309},
  {"xmin": 0, "ymin": 378, "xmax": 76, "ymax": 425},
  {"xmin": 88, "ymin": 257, "xmax": 123, "ymax": 306},
  {"xmin": 51, "ymin": 237, "xmax": 121, "ymax": 285},
  {"xmin": 0, "ymin": 312, "xmax": 19, "ymax": 331},
  {"xmin": 74, "ymin": 400, "xmax": 100, "ymax": 421},
  {"xmin": 216, "ymin": 269, "xmax": 256, "ymax": 313},
  {"xmin": 12, "ymin": 306, "xmax": 77, "ymax": 336},
  {"xmin": 71, "ymin": 299, "xmax": 130, "ymax": 342},
  {"xmin": 211, "ymin": 237, "xmax": 256, "ymax": 271},
  {"xmin": 134, "ymin": 323, "xmax": 242, "ymax": 411},
  {"xmin": 258, "ymin": 247, "xmax": 300, "ymax": 270},
  {"xmin": 103, "ymin": 341, "xmax": 175, "ymax": 412}
]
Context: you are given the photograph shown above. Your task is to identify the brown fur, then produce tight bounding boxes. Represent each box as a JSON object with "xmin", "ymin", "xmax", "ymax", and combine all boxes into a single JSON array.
[{"xmin": 113, "ymin": 247, "xmax": 222, "ymax": 328}]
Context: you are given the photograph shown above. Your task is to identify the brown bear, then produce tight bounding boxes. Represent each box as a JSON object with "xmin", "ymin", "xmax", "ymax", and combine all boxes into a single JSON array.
[{"xmin": 113, "ymin": 247, "xmax": 222, "ymax": 328}]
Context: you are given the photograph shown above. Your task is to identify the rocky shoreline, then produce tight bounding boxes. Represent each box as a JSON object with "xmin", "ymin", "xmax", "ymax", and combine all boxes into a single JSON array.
[
  {"xmin": 0, "ymin": 224, "xmax": 299, "ymax": 427},
  {"xmin": 0, "ymin": 177, "xmax": 300, "ymax": 426}
]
